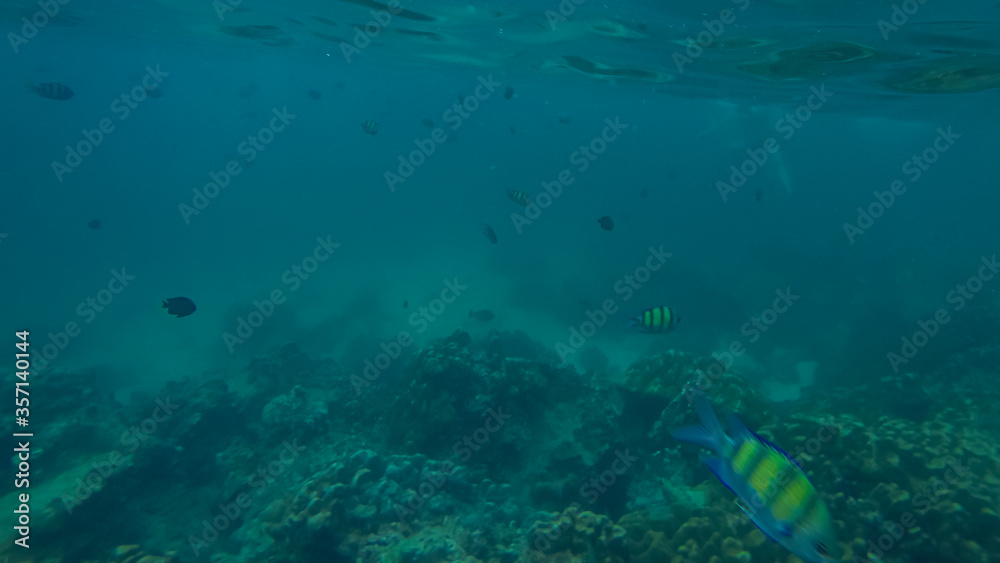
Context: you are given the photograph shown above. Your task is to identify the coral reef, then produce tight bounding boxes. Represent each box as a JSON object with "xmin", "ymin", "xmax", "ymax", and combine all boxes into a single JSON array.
[
  {"xmin": 525, "ymin": 506, "xmax": 628, "ymax": 563},
  {"xmin": 618, "ymin": 350, "xmax": 775, "ymax": 445},
  {"xmin": 250, "ymin": 448, "xmax": 523, "ymax": 562},
  {"xmin": 8, "ymin": 329, "xmax": 1000, "ymax": 562}
]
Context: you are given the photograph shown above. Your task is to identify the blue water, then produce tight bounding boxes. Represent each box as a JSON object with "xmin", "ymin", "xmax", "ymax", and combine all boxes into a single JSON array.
[{"xmin": 1, "ymin": 0, "xmax": 999, "ymax": 561}]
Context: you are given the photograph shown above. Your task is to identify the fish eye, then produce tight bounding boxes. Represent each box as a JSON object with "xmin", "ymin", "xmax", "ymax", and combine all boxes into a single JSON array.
[{"xmin": 814, "ymin": 542, "xmax": 829, "ymax": 556}]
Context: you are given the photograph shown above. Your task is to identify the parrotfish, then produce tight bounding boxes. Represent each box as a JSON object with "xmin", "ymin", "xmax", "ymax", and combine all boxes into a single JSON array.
[{"xmin": 673, "ymin": 393, "xmax": 842, "ymax": 563}]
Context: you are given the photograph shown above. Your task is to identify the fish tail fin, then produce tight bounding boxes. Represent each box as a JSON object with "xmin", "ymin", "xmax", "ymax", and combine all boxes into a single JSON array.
[
  {"xmin": 162, "ymin": 300, "xmax": 169, "ymax": 308},
  {"xmin": 671, "ymin": 392, "xmax": 726, "ymax": 456}
]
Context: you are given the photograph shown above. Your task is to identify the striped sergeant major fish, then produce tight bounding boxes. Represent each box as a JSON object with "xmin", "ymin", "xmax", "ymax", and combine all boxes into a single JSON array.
[
  {"xmin": 505, "ymin": 188, "xmax": 531, "ymax": 206},
  {"xmin": 630, "ymin": 306, "xmax": 678, "ymax": 333},
  {"xmin": 362, "ymin": 120, "xmax": 379, "ymax": 135},
  {"xmin": 672, "ymin": 392, "xmax": 842, "ymax": 563},
  {"xmin": 27, "ymin": 82, "xmax": 74, "ymax": 100}
]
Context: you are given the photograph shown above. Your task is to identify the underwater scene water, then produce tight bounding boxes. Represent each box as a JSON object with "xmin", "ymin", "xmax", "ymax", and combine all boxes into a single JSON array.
[{"xmin": 3, "ymin": 0, "xmax": 1000, "ymax": 561}]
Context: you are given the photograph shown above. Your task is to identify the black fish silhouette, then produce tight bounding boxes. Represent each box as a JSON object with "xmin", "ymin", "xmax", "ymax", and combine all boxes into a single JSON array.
[
  {"xmin": 598, "ymin": 216, "xmax": 614, "ymax": 231},
  {"xmin": 469, "ymin": 309, "xmax": 495, "ymax": 321},
  {"xmin": 163, "ymin": 297, "xmax": 196, "ymax": 318},
  {"xmin": 482, "ymin": 224, "xmax": 498, "ymax": 244}
]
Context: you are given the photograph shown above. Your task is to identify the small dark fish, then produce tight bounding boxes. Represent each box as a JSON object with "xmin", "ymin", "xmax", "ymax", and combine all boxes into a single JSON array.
[
  {"xmin": 163, "ymin": 297, "xmax": 196, "ymax": 318},
  {"xmin": 640, "ymin": 187, "xmax": 650, "ymax": 198},
  {"xmin": 312, "ymin": 15, "xmax": 338, "ymax": 26},
  {"xmin": 237, "ymin": 83, "xmax": 257, "ymax": 98},
  {"xmin": 630, "ymin": 306, "xmax": 678, "ymax": 333},
  {"xmin": 362, "ymin": 120, "xmax": 379, "ymax": 135},
  {"xmin": 469, "ymin": 309, "xmax": 495, "ymax": 322},
  {"xmin": 29, "ymin": 82, "xmax": 73, "ymax": 100},
  {"xmin": 755, "ymin": 187, "xmax": 766, "ymax": 202},
  {"xmin": 403, "ymin": 300, "xmax": 408, "ymax": 308},
  {"xmin": 144, "ymin": 85, "xmax": 163, "ymax": 98},
  {"xmin": 506, "ymin": 189, "xmax": 531, "ymax": 207},
  {"xmin": 504, "ymin": 86, "xmax": 515, "ymax": 100},
  {"xmin": 598, "ymin": 216, "xmax": 614, "ymax": 231},
  {"xmin": 482, "ymin": 224, "xmax": 498, "ymax": 244},
  {"xmin": 307, "ymin": 90, "xmax": 322, "ymax": 100},
  {"xmin": 87, "ymin": 219, "xmax": 101, "ymax": 230},
  {"xmin": 421, "ymin": 118, "xmax": 435, "ymax": 128}
]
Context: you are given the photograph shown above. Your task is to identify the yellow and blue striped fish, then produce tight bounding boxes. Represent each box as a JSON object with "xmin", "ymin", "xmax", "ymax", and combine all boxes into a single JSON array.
[
  {"xmin": 362, "ymin": 120, "xmax": 379, "ymax": 135},
  {"xmin": 673, "ymin": 393, "xmax": 841, "ymax": 563},
  {"xmin": 630, "ymin": 306, "xmax": 678, "ymax": 333},
  {"xmin": 505, "ymin": 188, "xmax": 531, "ymax": 207}
]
